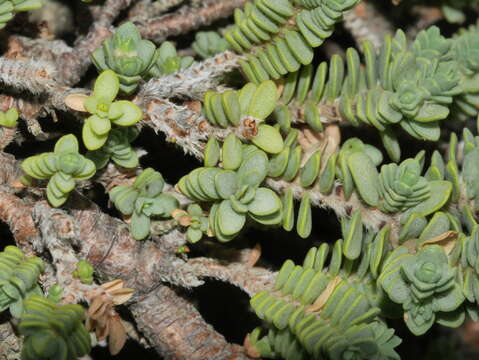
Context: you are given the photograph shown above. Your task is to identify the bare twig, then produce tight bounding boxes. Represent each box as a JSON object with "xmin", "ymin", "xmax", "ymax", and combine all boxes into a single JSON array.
[
  {"xmin": 343, "ymin": 1, "xmax": 393, "ymax": 50},
  {"xmin": 135, "ymin": 0, "xmax": 247, "ymax": 43},
  {"xmin": 187, "ymin": 257, "xmax": 276, "ymax": 297}
]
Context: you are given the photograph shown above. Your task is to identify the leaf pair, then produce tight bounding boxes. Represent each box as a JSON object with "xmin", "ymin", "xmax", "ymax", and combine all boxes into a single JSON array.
[{"xmin": 203, "ymin": 82, "xmax": 283, "ymax": 154}]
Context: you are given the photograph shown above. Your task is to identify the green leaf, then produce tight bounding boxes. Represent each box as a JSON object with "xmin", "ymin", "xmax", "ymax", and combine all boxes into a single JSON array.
[
  {"xmin": 222, "ymin": 134, "xmax": 243, "ymax": 170},
  {"xmin": 296, "ymin": 193, "xmax": 312, "ymax": 239},
  {"xmin": 109, "ymin": 101, "xmax": 143, "ymax": 126},
  {"xmin": 318, "ymin": 153, "xmax": 337, "ymax": 195},
  {"xmin": 342, "ymin": 209, "xmax": 363, "ymax": 260},
  {"xmin": 217, "ymin": 200, "xmax": 246, "ymax": 236},
  {"xmin": 414, "ymin": 103, "xmax": 450, "ymax": 123},
  {"xmin": 93, "ymin": 70, "xmax": 119, "ymax": 103},
  {"xmin": 238, "ymin": 83, "xmax": 257, "ymax": 115},
  {"xmin": 131, "ymin": 212, "xmax": 151, "ymax": 240},
  {"xmin": 82, "ymin": 121, "xmax": 108, "ymax": 151},
  {"xmin": 402, "ymin": 180, "xmax": 452, "ymax": 218},
  {"xmin": 300, "ymin": 150, "xmax": 321, "ymax": 187},
  {"xmin": 251, "ymin": 124, "xmax": 284, "ymax": 154},
  {"xmin": 222, "ymin": 90, "xmax": 241, "ymax": 126},
  {"xmin": 89, "ymin": 116, "xmax": 112, "ymax": 138},
  {"xmin": 54, "ymin": 134, "xmax": 79, "ymax": 154},
  {"xmin": 215, "ymin": 170, "xmax": 238, "ymax": 199},
  {"xmin": 269, "ymin": 147, "xmax": 290, "ymax": 178},
  {"xmin": 347, "ymin": 152, "xmax": 380, "ymax": 207},
  {"xmin": 204, "ymin": 137, "xmax": 221, "ymax": 167},
  {"xmin": 248, "ymin": 188, "xmax": 281, "ymax": 216},
  {"xmin": 237, "ymin": 148, "xmax": 269, "ymax": 188},
  {"xmin": 247, "ymin": 80, "xmax": 278, "ymax": 119},
  {"xmin": 282, "ymin": 189, "xmax": 295, "ymax": 232}
]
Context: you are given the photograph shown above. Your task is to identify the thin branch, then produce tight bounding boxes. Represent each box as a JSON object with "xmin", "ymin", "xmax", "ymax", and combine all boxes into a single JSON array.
[
  {"xmin": 0, "ymin": 57, "xmax": 58, "ymax": 94},
  {"xmin": 138, "ymin": 51, "xmax": 241, "ymax": 100},
  {"xmin": 0, "ymin": 319, "xmax": 21, "ymax": 360},
  {"xmin": 135, "ymin": 0, "xmax": 247, "ymax": 43},
  {"xmin": 343, "ymin": 1, "xmax": 393, "ymax": 50},
  {"xmin": 57, "ymin": 0, "xmax": 135, "ymax": 86},
  {"xmin": 187, "ymin": 257, "xmax": 276, "ymax": 297}
]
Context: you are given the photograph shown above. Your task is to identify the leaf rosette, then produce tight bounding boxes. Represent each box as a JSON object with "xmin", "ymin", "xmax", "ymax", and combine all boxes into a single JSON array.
[
  {"xmin": 22, "ymin": 134, "xmax": 96, "ymax": 207},
  {"xmin": 109, "ymin": 168, "xmax": 179, "ymax": 240},
  {"xmin": 92, "ymin": 22, "xmax": 157, "ymax": 94}
]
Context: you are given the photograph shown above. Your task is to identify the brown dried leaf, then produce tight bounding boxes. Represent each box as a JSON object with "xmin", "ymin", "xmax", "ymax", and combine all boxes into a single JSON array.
[
  {"xmin": 88, "ymin": 296, "xmax": 107, "ymax": 318},
  {"xmin": 246, "ymin": 243, "xmax": 262, "ymax": 268},
  {"xmin": 108, "ymin": 316, "xmax": 127, "ymax": 356},
  {"xmin": 110, "ymin": 288, "xmax": 134, "ymax": 305},
  {"xmin": 306, "ymin": 276, "xmax": 341, "ymax": 313},
  {"xmin": 420, "ymin": 231, "xmax": 458, "ymax": 255},
  {"xmin": 101, "ymin": 279, "xmax": 124, "ymax": 293},
  {"xmin": 64, "ymin": 94, "xmax": 88, "ymax": 112},
  {"xmin": 243, "ymin": 333, "xmax": 261, "ymax": 358}
]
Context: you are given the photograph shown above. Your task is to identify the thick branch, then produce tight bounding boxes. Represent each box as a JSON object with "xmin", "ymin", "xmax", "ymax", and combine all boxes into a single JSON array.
[{"xmin": 131, "ymin": 286, "xmax": 252, "ymax": 360}]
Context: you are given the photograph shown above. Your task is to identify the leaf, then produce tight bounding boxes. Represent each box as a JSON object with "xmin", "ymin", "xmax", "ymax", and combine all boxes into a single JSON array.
[
  {"xmin": 83, "ymin": 121, "xmax": 108, "ymax": 151},
  {"xmin": 296, "ymin": 193, "xmax": 312, "ymax": 239},
  {"xmin": 217, "ymin": 200, "xmax": 246, "ymax": 236},
  {"xmin": 282, "ymin": 189, "xmax": 295, "ymax": 232},
  {"xmin": 222, "ymin": 134, "xmax": 243, "ymax": 170},
  {"xmin": 247, "ymin": 80, "xmax": 278, "ymax": 119},
  {"xmin": 269, "ymin": 147, "xmax": 290, "ymax": 178},
  {"xmin": 88, "ymin": 115, "xmax": 112, "ymax": 136},
  {"xmin": 342, "ymin": 209, "xmax": 363, "ymax": 260},
  {"xmin": 204, "ymin": 137, "xmax": 220, "ymax": 167},
  {"xmin": 251, "ymin": 124, "xmax": 284, "ymax": 154},
  {"xmin": 238, "ymin": 83, "xmax": 257, "ymax": 115},
  {"xmin": 54, "ymin": 134, "xmax": 79, "ymax": 154},
  {"xmin": 347, "ymin": 152, "xmax": 380, "ymax": 206},
  {"xmin": 248, "ymin": 188, "xmax": 281, "ymax": 216},
  {"xmin": 64, "ymin": 94, "xmax": 88, "ymax": 112},
  {"xmin": 109, "ymin": 101, "xmax": 143, "ymax": 126},
  {"xmin": 300, "ymin": 150, "xmax": 321, "ymax": 187},
  {"xmin": 403, "ymin": 180, "xmax": 452, "ymax": 218},
  {"xmin": 94, "ymin": 70, "xmax": 119, "ymax": 103},
  {"xmin": 237, "ymin": 149, "xmax": 269, "ymax": 188},
  {"xmin": 131, "ymin": 212, "xmax": 151, "ymax": 240}
]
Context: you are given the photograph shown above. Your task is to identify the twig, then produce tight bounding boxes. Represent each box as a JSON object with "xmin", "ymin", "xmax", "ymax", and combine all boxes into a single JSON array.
[
  {"xmin": 343, "ymin": 1, "xmax": 393, "ymax": 50},
  {"xmin": 57, "ymin": 0, "xmax": 135, "ymax": 86},
  {"xmin": 0, "ymin": 319, "xmax": 21, "ymax": 360},
  {"xmin": 135, "ymin": 0, "xmax": 247, "ymax": 43},
  {"xmin": 0, "ymin": 57, "xmax": 58, "ymax": 94},
  {"xmin": 138, "ymin": 51, "xmax": 241, "ymax": 100},
  {"xmin": 187, "ymin": 257, "xmax": 276, "ymax": 297}
]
